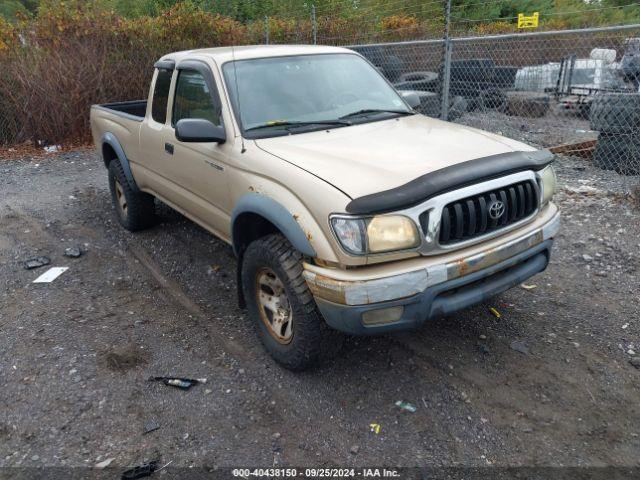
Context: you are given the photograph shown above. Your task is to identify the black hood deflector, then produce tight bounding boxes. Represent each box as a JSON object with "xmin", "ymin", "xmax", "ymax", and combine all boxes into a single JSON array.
[{"xmin": 345, "ymin": 149, "xmax": 554, "ymax": 215}]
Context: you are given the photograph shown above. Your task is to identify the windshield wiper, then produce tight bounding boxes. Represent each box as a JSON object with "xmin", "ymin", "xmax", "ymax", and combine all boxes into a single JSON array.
[
  {"xmin": 339, "ymin": 109, "xmax": 414, "ymax": 120},
  {"xmin": 245, "ymin": 119, "xmax": 351, "ymax": 132}
]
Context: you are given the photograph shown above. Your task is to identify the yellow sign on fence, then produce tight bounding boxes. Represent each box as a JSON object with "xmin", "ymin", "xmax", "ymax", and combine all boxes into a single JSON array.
[{"xmin": 518, "ymin": 12, "xmax": 539, "ymax": 29}]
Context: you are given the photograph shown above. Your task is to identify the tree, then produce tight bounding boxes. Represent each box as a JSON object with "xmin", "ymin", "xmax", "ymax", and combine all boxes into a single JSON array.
[{"xmin": 0, "ymin": 0, "xmax": 29, "ymax": 21}]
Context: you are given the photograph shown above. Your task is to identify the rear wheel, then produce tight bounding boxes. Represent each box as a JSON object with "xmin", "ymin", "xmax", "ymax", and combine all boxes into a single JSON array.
[
  {"xmin": 241, "ymin": 234, "xmax": 342, "ymax": 370},
  {"xmin": 108, "ymin": 160, "xmax": 155, "ymax": 231}
]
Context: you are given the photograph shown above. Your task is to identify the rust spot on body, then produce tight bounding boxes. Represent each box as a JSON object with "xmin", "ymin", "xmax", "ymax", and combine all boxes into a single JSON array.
[
  {"xmin": 454, "ymin": 245, "xmax": 502, "ymax": 277},
  {"xmin": 304, "ymin": 272, "xmax": 347, "ymax": 304},
  {"xmin": 455, "ymin": 258, "xmax": 470, "ymax": 277}
]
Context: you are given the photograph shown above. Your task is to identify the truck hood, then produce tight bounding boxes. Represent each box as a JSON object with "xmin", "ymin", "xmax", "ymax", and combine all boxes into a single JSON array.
[{"xmin": 254, "ymin": 114, "xmax": 535, "ymax": 200}]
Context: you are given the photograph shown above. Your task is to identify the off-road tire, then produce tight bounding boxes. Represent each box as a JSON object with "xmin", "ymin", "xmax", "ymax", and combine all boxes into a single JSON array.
[
  {"xmin": 594, "ymin": 133, "xmax": 640, "ymax": 175},
  {"xmin": 108, "ymin": 159, "xmax": 155, "ymax": 231},
  {"xmin": 589, "ymin": 92, "xmax": 640, "ymax": 134},
  {"xmin": 241, "ymin": 234, "xmax": 342, "ymax": 370}
]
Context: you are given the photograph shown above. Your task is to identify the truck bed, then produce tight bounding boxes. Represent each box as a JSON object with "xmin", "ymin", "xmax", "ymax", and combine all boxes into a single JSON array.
[
  {"xmin": 90, "ymin": 100, "xmax": 147, "ymax": 164},
  {"xmin": 94, "ymin": 100, "xmax": 147, "ymax": 121}
]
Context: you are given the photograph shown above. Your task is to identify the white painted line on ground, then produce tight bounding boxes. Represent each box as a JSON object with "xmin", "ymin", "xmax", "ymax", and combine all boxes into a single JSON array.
[{"xmin": 33, "ymin": 267, "xmax": 69, "ymax": 283}]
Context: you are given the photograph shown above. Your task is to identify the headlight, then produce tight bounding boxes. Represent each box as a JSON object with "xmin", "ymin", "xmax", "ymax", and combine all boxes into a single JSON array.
[
  {"xmin": 538, "ymin": 165, "xmax": 557, "ymax": 205},
  {"xmin": 330, "ymin": 215, "xmax": 420, "ymax": 255},
  {"xmin": 367, "ymin": 215, "xmax": 420, "ymax": 252}
]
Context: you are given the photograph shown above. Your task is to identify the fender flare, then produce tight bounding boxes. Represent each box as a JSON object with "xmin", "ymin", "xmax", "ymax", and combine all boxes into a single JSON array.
[
  {"xmin": 231, "ymin": 193, "xmax": 316, "ymax": 258},
  {"xmin": 101, "ymin": 132, "xmax": 140, "ymax": 192}
]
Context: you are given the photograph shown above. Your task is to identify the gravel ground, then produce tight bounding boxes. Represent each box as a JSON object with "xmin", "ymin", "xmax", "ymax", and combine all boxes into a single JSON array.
[
  {"xmin": 456, "ymin": 108, "xmax": 596, "ymax": 149},
  {"xmin": 1, "ymin": 149, "xmax": 639, "ymax": 474}
]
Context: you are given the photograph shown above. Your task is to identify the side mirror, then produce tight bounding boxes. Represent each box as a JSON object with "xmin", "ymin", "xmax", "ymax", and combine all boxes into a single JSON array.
[
  {"xmin": 399, "ymin": 90, "xmax": 421, "ymax": 109},
  {"xmin": 175, "ymin": 118, "xmax": 226, "ymax": 143}
]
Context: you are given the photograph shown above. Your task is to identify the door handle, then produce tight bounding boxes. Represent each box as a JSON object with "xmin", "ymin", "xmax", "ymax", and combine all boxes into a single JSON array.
[{"xmin": 165, "ymin": 142, "xmax": 174, "ymax": 155}]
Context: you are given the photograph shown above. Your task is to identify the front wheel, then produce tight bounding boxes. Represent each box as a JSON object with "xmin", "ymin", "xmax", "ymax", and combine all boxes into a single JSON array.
[{"xmin": 241, "ymin": 234, "xmax": 342, "ymax": 370}]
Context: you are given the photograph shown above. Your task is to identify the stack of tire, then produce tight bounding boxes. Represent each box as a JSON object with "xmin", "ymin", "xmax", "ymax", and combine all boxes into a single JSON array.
[
  {"xmin": 353, "ymin": 46, "xmax": 406, "ymax": 82},
  {"xmin": 590, "ymin": 92, "xmax": 640, "ymax": 175},
  {"xmin": 447, "ymin": 59, "xmax": 508, "ymax": 112},
  {"xmin": 394, "ymin": 71, "xmax": 439, "ymax": 93},
  {"xmin": 392, "ymin": 70, "xmax": 468, "ymax": 121}
]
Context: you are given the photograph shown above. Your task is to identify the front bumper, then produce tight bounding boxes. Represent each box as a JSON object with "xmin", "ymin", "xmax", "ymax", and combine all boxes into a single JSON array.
[{"xmin": 304, "ymin": 208, "xmax": 560, "ymax": 334}]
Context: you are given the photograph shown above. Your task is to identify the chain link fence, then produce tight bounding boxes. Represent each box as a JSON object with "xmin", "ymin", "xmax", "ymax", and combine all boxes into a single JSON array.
[
  {"xmin": 1, "ymin": 1, "xmax": 639, "ymax": 191},
  {"xmin": 349, "ymin": 24, "xmax": 640, "ymax": 187}
]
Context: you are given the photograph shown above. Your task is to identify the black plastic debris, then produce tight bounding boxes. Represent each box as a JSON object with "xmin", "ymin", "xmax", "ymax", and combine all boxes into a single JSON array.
[
  {"xmin": 121, "ymin": 461, "xmax": 158, "ymax": 480},
  {"xmin": 149, "ymin": 376, "xmax": 206, "ymax": 390},
  {"xmin": 143, "ymin": 419, "xmax": 160, "ymax": 434},
  {"xmin": 64, "ymin": 246, "xmax": 82, "ymax": 258},
  {"xmin": 24, "ymin": 256, "xmax": 51, "ymax": 270}
]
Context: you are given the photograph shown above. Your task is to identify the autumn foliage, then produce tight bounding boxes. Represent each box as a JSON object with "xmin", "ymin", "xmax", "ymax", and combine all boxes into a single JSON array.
[
  {"xmin": 0, "ymin": 1, "xmax": 318, "ymax": 145},
  {"xmin": 0, "ymin": 0, "xmax": 628, "ymax": 145}
]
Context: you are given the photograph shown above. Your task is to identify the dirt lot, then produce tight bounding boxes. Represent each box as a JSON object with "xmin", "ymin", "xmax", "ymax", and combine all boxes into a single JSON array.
[{"xmin": 1, "ymin": 149, "xmax": 639, "ymax": 474}]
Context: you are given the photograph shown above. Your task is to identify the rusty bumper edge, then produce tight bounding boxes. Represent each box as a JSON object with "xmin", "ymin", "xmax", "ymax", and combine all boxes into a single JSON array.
[{"xmin": 304, "ymin": 211, "xmax": 560, "ymax": 306}]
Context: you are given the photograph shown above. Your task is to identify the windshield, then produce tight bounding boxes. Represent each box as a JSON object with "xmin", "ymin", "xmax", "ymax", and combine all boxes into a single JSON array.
[{"xmin": 222, "ymin": 53, "xmax": 411, "ymax": 138}]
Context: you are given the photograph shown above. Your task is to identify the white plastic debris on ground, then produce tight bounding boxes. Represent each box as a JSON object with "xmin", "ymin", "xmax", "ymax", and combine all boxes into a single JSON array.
[
  {"xmin": 33, "ymin": 267, "xmax": 68, "ymax": 283},
  {"xmin": 44, "ymin": 145, "xmax": 61, "ymax": 153}
]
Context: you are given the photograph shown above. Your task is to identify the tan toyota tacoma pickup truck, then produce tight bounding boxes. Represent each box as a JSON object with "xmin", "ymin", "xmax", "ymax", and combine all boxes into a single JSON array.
[{"xmin": 91, "ymin": 45, "xmax": 560, "ymax": 370}]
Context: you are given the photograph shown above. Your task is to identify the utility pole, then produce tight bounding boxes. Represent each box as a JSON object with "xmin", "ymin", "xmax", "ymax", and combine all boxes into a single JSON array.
[
  {"xmin": 440, "ymin": 0, "xmax": 452, "ymax": 121},
  {"xmin": 312, "ymin": 4, "xmax": 318, "ymax": 45},
  {"xmin": 265, "ymin": 16, "xmax": 270, "ymax": 44}
]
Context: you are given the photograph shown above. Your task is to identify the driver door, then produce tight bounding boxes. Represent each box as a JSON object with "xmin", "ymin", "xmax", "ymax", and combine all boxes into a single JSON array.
[{"xmin": 161, "ymin": 62, "xmax": 232, "ymax": 237}]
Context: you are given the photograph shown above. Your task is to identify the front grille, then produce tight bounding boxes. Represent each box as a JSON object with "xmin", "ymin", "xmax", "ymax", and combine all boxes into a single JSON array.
[{"xmin": 438, "ymin": 180, "xmax": 538, "ymax": 245}]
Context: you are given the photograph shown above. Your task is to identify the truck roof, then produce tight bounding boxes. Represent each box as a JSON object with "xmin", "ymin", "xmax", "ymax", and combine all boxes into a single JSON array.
[{"xmin": 158, "ymin": 45, "xmax": 354, "ymax": 65}]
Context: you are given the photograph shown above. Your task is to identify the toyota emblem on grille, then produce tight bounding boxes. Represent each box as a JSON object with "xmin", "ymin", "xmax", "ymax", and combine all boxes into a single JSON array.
[{"xmin": 488, "ymin": 200, "xmax": 506, "ymax": 220}]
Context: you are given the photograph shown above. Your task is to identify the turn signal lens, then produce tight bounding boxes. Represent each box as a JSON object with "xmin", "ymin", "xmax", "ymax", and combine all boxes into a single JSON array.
[{"xmin": 331, "ymin": 217, "xmax": 366, "ymax": 254}]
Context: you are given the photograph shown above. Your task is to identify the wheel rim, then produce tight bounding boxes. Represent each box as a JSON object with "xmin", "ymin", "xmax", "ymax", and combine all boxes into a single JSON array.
[
  {"xmin": 114, "ymin": 179, "xmax": 128, "ymax": 216},
  {"xmin": 255, "ymin": 267, "xmax": 293, "ymax": 344}
]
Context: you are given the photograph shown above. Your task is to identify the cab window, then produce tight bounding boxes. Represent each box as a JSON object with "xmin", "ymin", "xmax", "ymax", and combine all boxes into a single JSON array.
[
  {"xmin": 151, "ymin": 68, "xmax": 172, "ymax": 124},
  {"xmin": 172, "ymin": 69, "xmax": 221, "ymax": 126}
]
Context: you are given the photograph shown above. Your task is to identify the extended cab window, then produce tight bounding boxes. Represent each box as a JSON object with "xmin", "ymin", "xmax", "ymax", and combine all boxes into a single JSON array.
[
  {"xmin": 151, "ymin": 68, "xmax": 172, "ymax": 124},
  {"xmin": 172, "ymin": 69, "xmax": 221, "ymax": 126}
]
